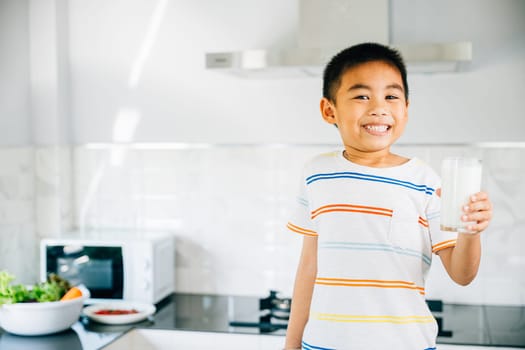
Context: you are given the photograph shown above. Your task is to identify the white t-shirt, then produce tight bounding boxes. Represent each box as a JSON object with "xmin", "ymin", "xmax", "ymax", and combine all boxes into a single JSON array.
[{"xmin": 287, "ymin": 151, "xmax": 457, "ymax": 350}]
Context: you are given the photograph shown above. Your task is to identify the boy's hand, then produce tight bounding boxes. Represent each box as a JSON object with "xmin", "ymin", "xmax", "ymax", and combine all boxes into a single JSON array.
[
  {"xmin": 461, "ymin": 191, "xmax": 493, "ymax": 233},
  {"xmin": 436, "ymin": 189, "xmax": 493, "ymax": 234}
]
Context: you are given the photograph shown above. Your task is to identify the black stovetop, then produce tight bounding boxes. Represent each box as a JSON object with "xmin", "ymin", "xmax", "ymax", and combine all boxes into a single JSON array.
[
  {"xmin": 433, "ymin": 303, "xmax": 525, "ymax": 347},
  {"xmin": 150, "ymin": 293, "xmax": 525, "ymax": 348}
]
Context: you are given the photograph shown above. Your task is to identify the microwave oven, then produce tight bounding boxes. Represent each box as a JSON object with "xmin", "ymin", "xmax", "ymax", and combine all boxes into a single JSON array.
[{"xmin": 40, "ymin": 230, "xmax": 175, "ymax": 304}]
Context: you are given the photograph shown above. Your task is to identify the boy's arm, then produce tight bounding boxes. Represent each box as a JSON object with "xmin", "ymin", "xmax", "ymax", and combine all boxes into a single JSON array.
[
  {"xmin": 284, "ymin": 236, "xmax": 318, "ymax": 349},
  {"xmin": 438, "ymin": 191, "xmax": 492, "ymax": 285}
]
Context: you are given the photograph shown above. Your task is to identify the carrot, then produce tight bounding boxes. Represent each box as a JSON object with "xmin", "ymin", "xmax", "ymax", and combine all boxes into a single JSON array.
[{"xmin": 60, "ymin": 287, "xmax": 83, "ymax": 301}]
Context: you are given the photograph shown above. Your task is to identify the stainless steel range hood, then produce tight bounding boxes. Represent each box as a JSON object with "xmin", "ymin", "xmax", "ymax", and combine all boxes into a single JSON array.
[{"xmin": 205, "ymin": 0, "xmax": 472, "ymax": 77}]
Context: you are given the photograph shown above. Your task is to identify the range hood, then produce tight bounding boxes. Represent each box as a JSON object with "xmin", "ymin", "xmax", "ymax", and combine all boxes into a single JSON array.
[{"xmin": 205, "ymin": 0, "xmax": 472, "ymax": 77}]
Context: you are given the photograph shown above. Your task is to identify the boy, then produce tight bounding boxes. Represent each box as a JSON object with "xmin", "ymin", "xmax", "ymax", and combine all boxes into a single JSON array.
[{"xmin": 284, "ymin": 43, "xmax": 493, "ymax": 349}]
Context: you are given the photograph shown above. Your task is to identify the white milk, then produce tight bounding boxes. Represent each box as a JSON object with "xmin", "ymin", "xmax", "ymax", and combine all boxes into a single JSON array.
[{"xmin": 440, "ymin": 157, "xmax": 482, "ymax": 233}]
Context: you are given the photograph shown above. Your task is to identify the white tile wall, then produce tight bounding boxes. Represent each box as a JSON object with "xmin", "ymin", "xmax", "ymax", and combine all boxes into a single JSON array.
[
  {"xmin": 34, "ymin": 146, "xmax": 74, "ymax": 239},
  {"xmin": 0, "ymin": 147, "xmax": 37, "ymax": 283},
  {"xmin": 70, "ymin": 144, "xmax": 525, "ymax": 305},
  {"xmin": 1, "ymin": 144, "xmax": 523, "ymax": 305},
  {"xmin": 0, "ymin": 146, "xmax": 73, "ymax": 284},
  {"xmin": 73, "ymin": 145, "xmax": 334, "ymax": 297}
]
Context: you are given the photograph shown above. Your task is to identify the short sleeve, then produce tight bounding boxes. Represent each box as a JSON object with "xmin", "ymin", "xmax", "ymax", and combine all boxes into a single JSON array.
[
  {"xmin": 286, "ymin": 172, "xmax": 318, "ymax": 238},
  {"xmin": 427, "ymin": 187, "xmax": 458, "ymax": 254}
]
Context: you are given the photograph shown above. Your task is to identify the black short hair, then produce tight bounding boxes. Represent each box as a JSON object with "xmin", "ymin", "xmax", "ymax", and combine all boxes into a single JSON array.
[{"xmin": 322, "ymin": 42, "xmax": 409, "ymax": 103}]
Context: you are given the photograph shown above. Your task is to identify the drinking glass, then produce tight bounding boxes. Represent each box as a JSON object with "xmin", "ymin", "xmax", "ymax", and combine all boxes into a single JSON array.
[{"xmin": 440, "ymin": 157, "xmax": 482, "ymax": 233}]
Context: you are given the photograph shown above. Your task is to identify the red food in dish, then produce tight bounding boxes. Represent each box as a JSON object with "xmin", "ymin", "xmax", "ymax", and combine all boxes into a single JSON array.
[{"xmin": 94, "ymin": 309, "xmax": 139, "ymax": 315}]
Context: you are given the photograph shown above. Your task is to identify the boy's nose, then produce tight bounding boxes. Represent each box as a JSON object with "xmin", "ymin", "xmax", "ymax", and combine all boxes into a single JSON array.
[
  {"xmin": 368, "ymin": 98, "xmax": 390, "ymax": 116},
  {"xmin": 368, "ymin": 106, "xmax": 389, "ymax": 117}
]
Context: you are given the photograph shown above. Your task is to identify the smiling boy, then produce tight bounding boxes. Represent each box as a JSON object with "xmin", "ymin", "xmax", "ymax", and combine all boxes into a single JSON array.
[{"xmin": 284, "ymin": 43, "xmax": 492, "ymax": 349}]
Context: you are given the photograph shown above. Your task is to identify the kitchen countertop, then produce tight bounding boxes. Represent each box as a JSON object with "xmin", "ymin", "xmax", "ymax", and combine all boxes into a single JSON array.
[{"xmin": 0, "ymin": 293, "xmax": 524, "ymax": 349}]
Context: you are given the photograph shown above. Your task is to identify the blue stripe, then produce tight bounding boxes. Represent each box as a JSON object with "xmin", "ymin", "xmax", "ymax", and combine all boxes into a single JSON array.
[
  {"xmin": 319, "ymin": 241, "xmax": 431, "ymax": 265},
  {"xmin": 306, "ymin": 171, "xmax": 435, "ymax": 195},
  {"xmin": 306, "ymin": 171, "xmax": 431, "ymax": 190},
  {"xmin": 297, "ymin": 196, "xmax": 309, "ymax": 207},
  {"xmin": 302, "ymin": 341, "xmax": 437, "ymax": 350},
  {"xmin": 302, "ymin": 340, "xmax": 336, "ymax": 350}
]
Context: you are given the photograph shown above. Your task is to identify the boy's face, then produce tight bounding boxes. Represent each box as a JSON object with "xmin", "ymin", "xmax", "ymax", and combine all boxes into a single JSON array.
[{"xmin": 320, "ymin": 60, "xmax": 408, "ymax": 155}]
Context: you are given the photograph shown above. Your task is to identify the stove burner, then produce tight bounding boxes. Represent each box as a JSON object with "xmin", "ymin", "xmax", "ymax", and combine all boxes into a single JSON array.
[
  {"xmin": 229, "ymin": 290, "xmax": 291, "ymax": 333},
  {"xmin": 260, "ymin": 290, "xmax": 291, "ymax": 318}
]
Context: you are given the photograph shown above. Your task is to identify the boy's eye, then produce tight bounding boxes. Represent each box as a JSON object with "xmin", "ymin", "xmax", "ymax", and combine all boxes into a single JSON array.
[
  {"xmin": 354, "ymin": 95, "xmax": 369, "ymax": 100},
  {"xmin": 386, "ymin": 95, "xmax": 399, "ymax": 100}
]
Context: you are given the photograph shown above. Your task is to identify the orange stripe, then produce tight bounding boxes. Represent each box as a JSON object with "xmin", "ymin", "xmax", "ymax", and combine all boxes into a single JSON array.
[
  {"xmin": 316, "ymin": 278, "xmax": 416, "ymax": 285},
  {"xmin": 433, "ymin": 243, "xmax": 456, "ymax": 253},
  {"xmin": 418, "ymin": 217, "xmax": 429, "ymax": 228},
  {"xmin": 432, "ymin": 239, "xmax": 457, "ymax": 252},
  {"xmin": 315, "ymin": 278, "xmax": 425, "ymax": 295},
  {"xmin": 311, "ymin": 203, "xmax": 393, "ymax": 217},
  {"xmin": 311, "ymin": 208, "xmax": 393, "ymax": 219},
  {"xmin": 315, "ymin": 282, "xmax": 425, "ymax": 295},
  {"xmin": 432, "ymin": 239, "xmax": 456, "ymax": 249},
  {"xmin": 286, "ymin": 222, "xmax": 318, "ymax": 237},
  {"xmin": 287, "ymin": 222, "xmax": 317, "ymax": 236}
]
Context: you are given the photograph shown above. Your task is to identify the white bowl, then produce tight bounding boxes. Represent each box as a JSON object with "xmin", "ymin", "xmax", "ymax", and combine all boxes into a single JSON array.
[{"xmin": 0, "ymin": 297, "xmax": 85, "ymax": 336}]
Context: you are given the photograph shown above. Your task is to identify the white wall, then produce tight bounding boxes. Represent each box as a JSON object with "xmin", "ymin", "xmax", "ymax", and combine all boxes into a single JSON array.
[
  {"xmin": 2, "ymin": 0, "xmax": 525, "ymax": 144},
  {"xmin": 0, "ymin": 0, "xmax": 31, "ymax": 146},
  {"xmin": 29, "ymin": 0, "xmax": 72, "ymax": 146},
  {"xmin": 69, "ymin": 0, "xmax": 327, "ymax": 144},
  {"xmin": 67, "ymin": 0, "xmax": 525, "ymax": 144},
  {"xmin": 391, "ymin": 0, "xmax": 525, "ymax": 144}
]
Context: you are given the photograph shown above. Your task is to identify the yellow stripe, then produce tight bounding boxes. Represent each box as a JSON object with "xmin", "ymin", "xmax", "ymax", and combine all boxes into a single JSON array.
[
  {"xmin": 315, "ymin": 278, "xmax": 425, "ymax": 295},
  {"xmin": 315, "ymin": 317, "xmax": 434, "ymax": 324}
]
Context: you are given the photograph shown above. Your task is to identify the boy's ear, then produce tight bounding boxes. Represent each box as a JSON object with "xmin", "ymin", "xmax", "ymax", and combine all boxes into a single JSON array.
[{"xmin": 320, "ymin": 98, "xmax": 336, "ymax": 125}]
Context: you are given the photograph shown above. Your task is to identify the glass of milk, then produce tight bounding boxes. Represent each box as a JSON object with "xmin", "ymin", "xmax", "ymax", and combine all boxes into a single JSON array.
[{"xmin": 440, "ymin": 157, "xmax": 482, "ymax": 233}]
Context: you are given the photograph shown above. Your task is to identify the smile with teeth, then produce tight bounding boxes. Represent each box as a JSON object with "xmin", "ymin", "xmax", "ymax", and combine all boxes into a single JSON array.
[{"xmin": 363, "ymin": 124, "xmax": 391, "ymax": 133}]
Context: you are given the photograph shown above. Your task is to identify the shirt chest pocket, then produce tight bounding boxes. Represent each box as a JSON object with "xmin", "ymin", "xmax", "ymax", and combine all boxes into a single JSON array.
[{"xmin": 389, "ymin": 200, "xmax": 426, "ymax": 252}]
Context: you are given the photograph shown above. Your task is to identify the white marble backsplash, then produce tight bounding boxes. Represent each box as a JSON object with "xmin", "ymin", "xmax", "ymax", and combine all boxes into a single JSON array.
[
  {"xmin": 1, "ymin": 144, "xmax": 524, "ymax": 305},
  {"xmin": 0, "ymin": 146, "xmax": 73, "ymax": 284},
  {"xmin": 0, "ymin": 147, "xmax": 37, "ymax": 283},
  {"xmin": 34, "ymin": 146, "xmax": 74, "ymax": 240}
]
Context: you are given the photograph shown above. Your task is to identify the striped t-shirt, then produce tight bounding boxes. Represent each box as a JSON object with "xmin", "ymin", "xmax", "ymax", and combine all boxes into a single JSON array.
[{"xmin": 287, "ymin": 151, "xmax": 457, "ymax": 350}]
